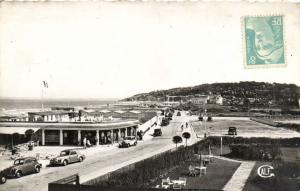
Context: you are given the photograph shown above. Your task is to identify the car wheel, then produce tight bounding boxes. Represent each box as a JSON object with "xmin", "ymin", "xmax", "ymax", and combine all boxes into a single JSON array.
[
  {"xmin": 79, "ymin": 157, "xmax": 83, "ymax": 162},
  {"xmin": 134, "ymin": 142, "xmax": 137, "ymax": 146},
  {"xmin": 63, "ymin": 160, "xmax": 68, "ymax": 166},
  {"xmin": 35, "ymin": 167, "xmax": 40, "ymax": 173},
  {"xmin": 15, "ymin": 171, "xmax": 22, "ymax": 178},
  {"xmin": 0, "ymin": 176, "xmax": 6, "ymax": 184},
  {"xmin": 127, "ymin": 143, "xmax": 130, "ymax": 148}
]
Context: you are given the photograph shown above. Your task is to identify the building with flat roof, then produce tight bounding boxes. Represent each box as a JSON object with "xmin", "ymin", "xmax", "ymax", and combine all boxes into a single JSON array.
[
  {"xmin": 0, "ymin": 119, "xmax": 139, "ymax": 146},
  {"xmin": 0, "ymin": 106, "xmax": 159, "ymax": 146}
]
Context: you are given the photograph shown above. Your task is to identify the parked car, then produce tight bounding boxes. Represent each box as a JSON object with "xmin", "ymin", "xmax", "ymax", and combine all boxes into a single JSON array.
[
  {"xmin": 228, "ymin": 127, "xmax": 237, "ymax": 135},
  {"xmin": 166, "ymin": 112, "xmax": 173, "ymax": 120},
  {"xmin": 177, "ymin": 112, "xmax": 181, "ymax": 116},
  {"xmin": 119, "ymin": 136, "xmax": 137, "ymax": 148},
  {"xmin": 198, "ymin": 116, "xmax": 203, "ymax": 121},
  {"xmin": 153, "ymin": 128, "xmax": 162, "ymax": 137},
  {"xmin": 161, "ymin": 118, "xmax": 169, "ymax": 126},
  {"xmin": 207, "ymin": 116, "xmax": 213, "ymax": 121},
  {"xmin": 50, "ymin": 149, "xmax": 85, "ymax": 166},
  {"xmin": 0, "ymin": 157, "xmax": 42, "ymax": 183},
  {"xmin": 0, "ymin": 171, "xmax": 6, "ymax": 184}
]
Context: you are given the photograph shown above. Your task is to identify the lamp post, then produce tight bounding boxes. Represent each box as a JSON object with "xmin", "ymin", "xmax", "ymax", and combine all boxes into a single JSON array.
[
  {"xmin": 203, "ymin": 110, "xmax": 208, "ymax": 138},
  {"xmin": 220, "ymin": 136, "xmax": 223, "ymax": 156}
]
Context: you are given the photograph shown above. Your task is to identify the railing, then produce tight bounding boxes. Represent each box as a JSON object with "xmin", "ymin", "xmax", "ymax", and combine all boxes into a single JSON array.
[{"xmin": 48, "ymin": 174, "xmax": 80, "ymax": 191}]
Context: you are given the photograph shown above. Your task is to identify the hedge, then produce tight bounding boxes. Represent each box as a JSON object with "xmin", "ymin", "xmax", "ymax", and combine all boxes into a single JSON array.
[
  {"xmin": 228, "ymin": 144, "xmax": 281, "ymax": 161},
  {"xmin": 87, "ymin": 136, "xmax": 300, "ymax": 187}
]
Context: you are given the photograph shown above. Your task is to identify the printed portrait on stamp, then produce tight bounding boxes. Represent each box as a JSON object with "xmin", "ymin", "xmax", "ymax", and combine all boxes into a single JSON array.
[{"xmin": 244, "ymin": 16, "xmax": 285, "ymax": 68}]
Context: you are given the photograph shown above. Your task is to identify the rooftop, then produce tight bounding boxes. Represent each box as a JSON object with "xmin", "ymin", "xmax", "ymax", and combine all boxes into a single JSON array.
[
  {"xmin": 0, "ymin": 119, "xmax": 139, "ymax": 130},
  {"xmin": 28, "ymin": 110, "xmax": 75, "ymax": 116}
]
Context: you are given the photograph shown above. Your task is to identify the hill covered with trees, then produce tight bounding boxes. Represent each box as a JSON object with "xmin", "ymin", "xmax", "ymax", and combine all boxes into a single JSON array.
[{"xmin": 123, "ymin": 82, "xmax": 300, "ymax": 107}]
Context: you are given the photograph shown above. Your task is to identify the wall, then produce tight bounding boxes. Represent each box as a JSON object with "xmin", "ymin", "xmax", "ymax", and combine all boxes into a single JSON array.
[{"xmin": 138, "ymin": 115, "xmax": 160, "ymax": 133}]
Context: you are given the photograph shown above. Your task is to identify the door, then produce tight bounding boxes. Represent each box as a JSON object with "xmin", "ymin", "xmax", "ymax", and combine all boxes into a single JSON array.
[
  {"xmin": 69, "ymin": 151, "xmax": 78, "ymax": 162},
  {"xmin": 22, "ymin": 159, "xmax": 33, "ymax": 174}
]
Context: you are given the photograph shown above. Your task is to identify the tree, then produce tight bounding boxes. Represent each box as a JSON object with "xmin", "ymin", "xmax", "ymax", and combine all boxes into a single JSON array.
[
  {"xmin": 25, "ymin": 129, "xmax": 35, "ymax": 142},
  {"xmin": 172, "ymin": 135, "xmax": 183, "ymax": 149},
  {"xmin": 182, "ymin": 132, "xmax": 191, "ymax": 147}
]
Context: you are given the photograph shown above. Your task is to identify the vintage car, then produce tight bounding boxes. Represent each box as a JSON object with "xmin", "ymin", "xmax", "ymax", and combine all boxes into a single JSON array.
[
  {"xmin": 50, "ymin": 149, "xmax": 85, "ymax": 166},
  {"xmin": 153, "ymin": 128, "xmax": 162, "ymax": 137},
  {"xmin": 119, "ymin": 136, "xmax": 137, "ymax": 148},
  {"xmin": 228, "ymin": 126, "xmax": 237, "ymax": 135},
  {"xmin": 0, "ymin": 157, "xmax": 42, "ymax": 183},
  {"xmin": 161, "ymin": 118, "xmax": 170, "ymax": 126}
]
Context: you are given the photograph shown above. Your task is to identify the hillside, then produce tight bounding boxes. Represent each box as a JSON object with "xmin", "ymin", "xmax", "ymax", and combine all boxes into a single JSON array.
[{"xmin": 123, "ymin": 82, "xmax": 300, "ymax": 107}]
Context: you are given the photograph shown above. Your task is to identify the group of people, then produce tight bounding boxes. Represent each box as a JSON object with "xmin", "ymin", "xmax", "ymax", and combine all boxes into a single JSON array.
[
  {"xmin": 82, "ymin": 137, "xmax": 92, "ymax": 149},
  {"xmin": 181, "ymin": 122, "xmax": 189, "ymax": 131}
]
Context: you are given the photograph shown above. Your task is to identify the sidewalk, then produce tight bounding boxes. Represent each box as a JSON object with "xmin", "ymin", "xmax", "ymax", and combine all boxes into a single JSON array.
[{"xmin": 223, "ymin": 160, "xmax": 256, "ymax": 191}]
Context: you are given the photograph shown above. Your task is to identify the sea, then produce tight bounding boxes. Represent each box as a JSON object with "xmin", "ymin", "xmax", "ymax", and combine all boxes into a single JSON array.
[{"xmin": 0, "ymin": 98, "xmax": 117, "ymax": 113}]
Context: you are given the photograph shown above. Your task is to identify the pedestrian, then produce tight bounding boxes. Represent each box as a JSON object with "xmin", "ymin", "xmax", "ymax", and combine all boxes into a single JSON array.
[
  {"xmin": 87, "ymin": 139, "xmax": 91, "ymax": 147},
  {"xmin": 83, "ymin": 137, "xmax": 87, "ymax": 149}
]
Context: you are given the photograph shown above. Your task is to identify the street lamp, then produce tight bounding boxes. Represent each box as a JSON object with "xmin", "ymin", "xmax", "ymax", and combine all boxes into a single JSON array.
[{"xmin": 203, "ymin": 114, "xmax": 208, "ymax": 138}]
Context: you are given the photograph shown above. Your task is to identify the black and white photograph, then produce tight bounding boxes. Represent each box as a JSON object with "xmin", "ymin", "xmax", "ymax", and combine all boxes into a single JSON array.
[{"xmin": 0, "ymin": 2, "xmax": 299, "ymax": 191}]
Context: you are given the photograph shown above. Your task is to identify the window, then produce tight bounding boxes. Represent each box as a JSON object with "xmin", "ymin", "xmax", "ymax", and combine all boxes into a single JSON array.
[
  {"xmin": 70, "ymin": 151, "xmax": 77, "ymax": 155},
  {"xmin": 14, "ymin": 159, "xmax": 25, "ymax": 165},
  {"xmin": 60, "ymin": 151, "xmax": 70, "ymax": 156}
]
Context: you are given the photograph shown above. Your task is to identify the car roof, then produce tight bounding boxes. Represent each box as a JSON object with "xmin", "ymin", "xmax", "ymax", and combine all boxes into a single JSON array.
[
  {"xmin": 16, "ymin": 157, "xmax": 36, "ymax": 160},
  {"xmin": 61, "ymin": 149, "xmax": 76, "ymax": 152},
  {"xmin": 61, "ymin": 149, "xmax": 80, "ymax": 152}
]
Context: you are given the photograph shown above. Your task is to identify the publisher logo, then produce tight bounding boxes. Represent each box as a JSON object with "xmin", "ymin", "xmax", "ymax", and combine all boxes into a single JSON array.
[{"xmin": 257, "ymin": 165, "xmax": 275, "ymax": 178}]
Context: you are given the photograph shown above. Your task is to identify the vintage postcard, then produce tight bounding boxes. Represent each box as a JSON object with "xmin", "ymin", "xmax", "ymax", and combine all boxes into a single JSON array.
[{"xmin": 0, "ymin": 2, "xmax": 299, "ymax": 191}]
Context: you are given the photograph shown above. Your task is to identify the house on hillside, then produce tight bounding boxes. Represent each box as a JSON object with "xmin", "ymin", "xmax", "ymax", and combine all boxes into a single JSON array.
[
  {"xmin": 190, "ymin": 95, "xmax": 209, "ymax": 105},
  {"xmin": 208, "ymin": 95, "xmax": 223, "ymax": 105}
]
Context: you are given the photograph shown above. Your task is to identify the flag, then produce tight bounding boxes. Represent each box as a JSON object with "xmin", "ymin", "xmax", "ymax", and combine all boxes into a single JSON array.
[{"xmin": 43, "ymin": 81, "xmax": 48, "ymax": 88}]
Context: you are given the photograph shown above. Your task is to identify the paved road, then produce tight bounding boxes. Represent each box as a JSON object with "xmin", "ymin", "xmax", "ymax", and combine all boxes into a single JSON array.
[{"xmin": 1, "ymin": 113, "xmax": 196, "ymax": 191}]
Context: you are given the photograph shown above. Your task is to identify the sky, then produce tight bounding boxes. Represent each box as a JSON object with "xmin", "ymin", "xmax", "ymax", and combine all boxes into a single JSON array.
[{"xmin": 0, "ymin": 2, "xmax": 299, "ymax": 99}]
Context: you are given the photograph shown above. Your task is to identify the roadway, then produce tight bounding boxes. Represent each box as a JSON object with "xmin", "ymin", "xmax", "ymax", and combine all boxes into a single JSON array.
[{"xmin": 0, "ymin": 112, "xmax": 198, "ymax": 191}]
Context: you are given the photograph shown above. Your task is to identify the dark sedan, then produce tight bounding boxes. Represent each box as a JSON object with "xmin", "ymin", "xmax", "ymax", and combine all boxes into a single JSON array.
[
  {"xmin": 228, "ymin": 127, "xmax": 237, "ymax": 136},
  {"xmin": 0, "ymin": 157, "xmax": 42, "ymax": 183}
]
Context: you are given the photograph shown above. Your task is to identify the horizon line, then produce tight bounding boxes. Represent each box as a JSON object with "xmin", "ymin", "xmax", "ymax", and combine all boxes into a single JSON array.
[{"xmin": 0, "ymin": 97, "xmax": 120, "ymax": 101}]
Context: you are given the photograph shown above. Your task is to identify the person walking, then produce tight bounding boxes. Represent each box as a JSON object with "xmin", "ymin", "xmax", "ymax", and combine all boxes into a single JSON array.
[{"xmin": 83, "ymin": 137, "xmax": 87, "ymax": 149}]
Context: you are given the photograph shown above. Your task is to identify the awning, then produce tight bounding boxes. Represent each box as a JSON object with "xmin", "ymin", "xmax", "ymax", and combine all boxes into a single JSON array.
[{"xmin": 0, "ymin": 127, "xmax": 40, "ymax": 135}]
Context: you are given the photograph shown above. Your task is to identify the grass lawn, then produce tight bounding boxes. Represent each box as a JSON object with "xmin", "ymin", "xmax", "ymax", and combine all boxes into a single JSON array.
[
  {"xmin": 149, "ymin": 158, "xmax": 241, "ymax": 190},
  {"xmin": 280, "ymin": 147, "xmax": 300, "ymax": 162},
  {"xmin": 243, "ymin": 147, "xmax": 300, "ymax": 191},
  {"xmin": 243, "ymin": 162, "xmax": 270, "ymax": 191}
]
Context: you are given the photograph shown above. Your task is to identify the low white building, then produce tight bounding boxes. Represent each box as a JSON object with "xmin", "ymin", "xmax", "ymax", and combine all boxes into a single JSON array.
[
  {"xmin": 215, "ymin": 95, "xmax": 223, "ymax": 105},
  {"xmin": 28, "ymin": 111, "xmax": 79, "ymax": 122},
  {"xmin": 190, "ymin": 95, "xmax": 209, "ymax": 105}
]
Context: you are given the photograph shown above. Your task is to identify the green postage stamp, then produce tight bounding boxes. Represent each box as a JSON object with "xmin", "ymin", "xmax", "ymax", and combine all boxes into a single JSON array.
[{"xmin": 244, "ymin": 16, "xmax": 285, "ymax": 68}]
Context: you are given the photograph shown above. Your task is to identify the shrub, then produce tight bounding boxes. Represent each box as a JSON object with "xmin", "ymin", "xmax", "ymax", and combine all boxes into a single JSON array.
[{"xmin": 228, "ymin": 144, "xmax": 281, "ymax": 161}]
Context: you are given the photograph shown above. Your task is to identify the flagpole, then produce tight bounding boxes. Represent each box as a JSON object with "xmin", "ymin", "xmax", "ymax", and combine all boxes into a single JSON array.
[{"xmin": 41, "ymin": 82, "xmax": 44, "ymax": 111}]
